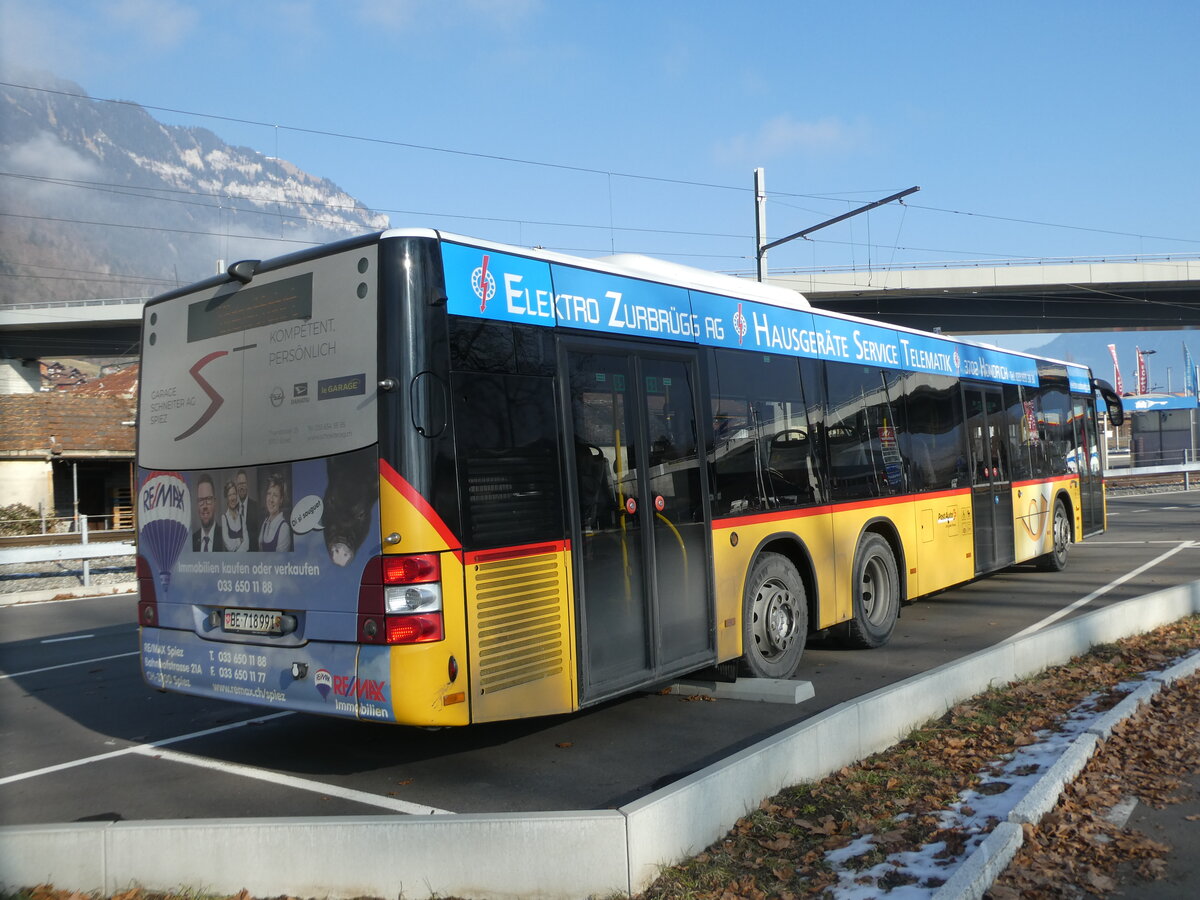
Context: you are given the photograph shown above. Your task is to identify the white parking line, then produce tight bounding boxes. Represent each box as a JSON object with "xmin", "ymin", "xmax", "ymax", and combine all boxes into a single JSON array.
[
  {"xmin": 0, "ymin": 711, "xmax": 294, "ymax": 787},
  {"xmin": 0, "ymin": 650, "xmax": 139, "ymax": 680},
  {"xmin": 1088, "ymin": 540, "xmax": 1199, "ymax": 545},
  {"xmin": 135, "ymin": 746, "xmax": 451, "ymax": 815},
  {"xmin": 41, "ymin": 634, "xmax": 95, "ymax": 643},
  {"xmin": 1007, "ymin": 541, "xmax": 1196, "ymax": 642}
]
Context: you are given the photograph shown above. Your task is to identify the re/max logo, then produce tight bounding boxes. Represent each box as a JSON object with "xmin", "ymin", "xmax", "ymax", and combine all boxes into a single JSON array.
[
  {"xmin": 142, "ymin": 481, "xmax": 186, "ymax": 511},
  {"xmin": 332, "ymin": 675, "xmax": 386, "ymax": 701}
]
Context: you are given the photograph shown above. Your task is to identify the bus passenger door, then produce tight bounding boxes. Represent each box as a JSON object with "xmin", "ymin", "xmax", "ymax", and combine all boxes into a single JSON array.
[
  {"xmin": 965, "ymin": 385, "xmax": 1015, "ymax": 573},
  {"xmin": 564, "ymin": 344, "xmax": 714, "ymax": 704},
  {"xmin": 1073, "ymin": 396, "xmax": 1104, "ymax": 535}
]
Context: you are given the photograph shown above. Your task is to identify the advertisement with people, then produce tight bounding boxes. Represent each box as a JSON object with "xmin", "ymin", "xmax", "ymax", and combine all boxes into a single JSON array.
[{"xmin": 138, "ymin": 446, "xmax": 393, "ymax": 721}]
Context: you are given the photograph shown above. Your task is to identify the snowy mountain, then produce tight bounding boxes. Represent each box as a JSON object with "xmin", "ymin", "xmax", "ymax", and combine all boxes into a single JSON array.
[{"xmin": 0, "ymin": 69, "xmax": 389, "ymax": 305}]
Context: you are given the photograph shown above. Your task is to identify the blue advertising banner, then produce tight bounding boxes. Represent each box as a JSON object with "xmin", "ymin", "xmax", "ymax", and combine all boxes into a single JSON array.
[
  {"xmin": 442, "ymin": 241, "xmax": 555, "ymax": 327},
  {"xmin": 549, "ymin": 263, "xmax": 697, "ymax": 338},
  {"xmin": 1127, "ymin": 394, "xmax": 1200, "ymax": 411},
  {"xmin": 440, "ymin": 240, "xmax": 1047, "ymax": 389},
  {"xmin": 957, "ymin": 344, "xmax": 1040, "ymax": 387},
  {"xmin": 1066, "ymin": 365, "xmax": 1092, "ymax": 394}
]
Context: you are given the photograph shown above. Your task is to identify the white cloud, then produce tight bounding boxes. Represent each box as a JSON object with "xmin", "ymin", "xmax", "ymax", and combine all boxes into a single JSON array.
[
  {"xmin": 0, "ymin": 0, "xmax": 199, "ymax": 78},
  {"xmin": 3, "ymin": 132, "xmax": 99, "ymax": 182},
  {"xmin": 715, "ymin": 114, "xmax": 869, "ymax": 165},
  {"xmin": 0, "ymin": 0, "xmax": 85, "ymax": 75},
  {"xmin": 352, "ymin": 0, "xmax": 540, "ymax": 33},
  {"xmin": 102, "ymin": 0, "xmax": 199, "ymax": 50}
]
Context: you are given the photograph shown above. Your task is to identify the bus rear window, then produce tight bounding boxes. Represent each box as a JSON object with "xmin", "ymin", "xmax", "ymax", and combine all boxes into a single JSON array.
[{"xmin": 187, "ymin": 273, "xmax": 313, "ymax": 343}]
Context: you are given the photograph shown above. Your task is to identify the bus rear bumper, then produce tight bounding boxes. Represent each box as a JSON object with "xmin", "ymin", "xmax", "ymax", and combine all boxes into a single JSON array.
[{"xmin": 140, "ymin": 626, "xmax": 395, "ymax": 722}]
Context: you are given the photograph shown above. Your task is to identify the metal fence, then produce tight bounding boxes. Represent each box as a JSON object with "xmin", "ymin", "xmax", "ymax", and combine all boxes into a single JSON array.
[
  {"xmin": 0, "ymin": 515, "xmax": 135, "ymax": 587},
  {"xmin": 0, "ymin": 507, "xmax": 134, "ymax": 537}
]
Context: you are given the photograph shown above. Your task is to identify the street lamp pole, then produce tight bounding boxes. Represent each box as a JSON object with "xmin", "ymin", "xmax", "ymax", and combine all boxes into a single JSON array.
[{"xmin": 755, "ymin": 177, "xmax": 920, "ymax": 282}]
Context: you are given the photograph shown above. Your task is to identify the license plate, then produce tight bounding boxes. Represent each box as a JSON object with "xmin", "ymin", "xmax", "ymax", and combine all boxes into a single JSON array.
[{"xmin": 223, "ymin": 609, "xmax": 284, "ymax": 635}]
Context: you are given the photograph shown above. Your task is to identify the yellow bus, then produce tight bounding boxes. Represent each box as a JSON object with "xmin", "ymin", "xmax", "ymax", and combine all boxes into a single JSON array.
[{"xmin": 136, "ymin": 228, "xmax": 1123, "ymax": 725}]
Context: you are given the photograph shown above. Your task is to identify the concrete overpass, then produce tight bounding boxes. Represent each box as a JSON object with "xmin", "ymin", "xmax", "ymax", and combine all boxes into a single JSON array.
[
  {"xmin": 0, "ymin": 297, "xmax": 144, "ymax": 358},
  {"xmin": 2, "ymin": 256, "xmax": 1199, "ymax": 361},
  {"xmin": 768, "ymin": 256, "xmax": 1200, "ymax": 333}
]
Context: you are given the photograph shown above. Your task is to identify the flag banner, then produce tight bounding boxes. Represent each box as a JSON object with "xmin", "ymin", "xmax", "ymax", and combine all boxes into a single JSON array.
[{"xmin": 1107, "ymin": 343, "xmax": 1124, "ymax": 395}]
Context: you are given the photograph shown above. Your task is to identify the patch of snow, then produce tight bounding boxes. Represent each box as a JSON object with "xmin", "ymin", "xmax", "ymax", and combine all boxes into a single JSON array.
[{"xmin": 819, "ymin": 686, "xmax": 1139, "ymax": 898}]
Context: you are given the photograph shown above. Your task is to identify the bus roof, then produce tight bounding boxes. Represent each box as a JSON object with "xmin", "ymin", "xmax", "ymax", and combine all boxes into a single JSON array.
[
  {"xmin": 382, "ymin": 227, "xmax": 810, "ymax": 312},
  {"xmin": 154, "ymin": 226, "xmax": 1094, "ymax": 388}
]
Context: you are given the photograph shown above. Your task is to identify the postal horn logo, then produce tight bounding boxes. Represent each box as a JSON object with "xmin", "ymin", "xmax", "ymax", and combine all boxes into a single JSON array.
[
  {"xmin": 471, "ymin": 254, "xmax": 497, "ymax": 312},
  {"xmin": 733, "ymin": 302, "xmax": 748, "ymax": 346}
]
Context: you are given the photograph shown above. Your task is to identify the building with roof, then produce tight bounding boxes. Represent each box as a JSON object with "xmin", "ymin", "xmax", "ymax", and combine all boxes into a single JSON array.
[
  {"xmin": 0, "ymin": 369, "xmax": 138, "ymax": 530},
  {"xmin": 1124, "ymin": 393, "xmax": 1200, "ymax": 467}
]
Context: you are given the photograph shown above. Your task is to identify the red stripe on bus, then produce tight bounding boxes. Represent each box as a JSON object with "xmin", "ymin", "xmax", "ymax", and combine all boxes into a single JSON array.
[
  {"xmin": 464, "ymin": 541, "xmax": 570, "ymax": 565},
  {"xmin": 711, "ymin": 488, "xmax": 972, "ymax": 530},
  {"xmin": 1012, "ymin": 475, "xmax": 1079, "ymax": 488},
  {"xmin": 378, "ymin": 459, "xmax": 461, "ymax": 550},
  {"xmin": 713, "ymin": 505, "xmax": 833, "ymax": 529}
]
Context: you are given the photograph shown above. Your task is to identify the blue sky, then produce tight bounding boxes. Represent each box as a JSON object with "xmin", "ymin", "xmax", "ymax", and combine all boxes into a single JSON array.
[{"xmin": 1, "ymin": 0, "xmax": 1197, "ymax": 379}]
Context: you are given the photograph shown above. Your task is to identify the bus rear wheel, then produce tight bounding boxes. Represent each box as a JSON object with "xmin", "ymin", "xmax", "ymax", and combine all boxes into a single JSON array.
[
  {"xmin": 838, "ymin": 533, "xmax": 900, "ymax": 649},
  {"xmin": 1038, "ymin": 499, "xmax": 1071, "ymax": 571},
  {"xmin": 739, "ymin": 552, "xmax": 807, "ymax": 679}
]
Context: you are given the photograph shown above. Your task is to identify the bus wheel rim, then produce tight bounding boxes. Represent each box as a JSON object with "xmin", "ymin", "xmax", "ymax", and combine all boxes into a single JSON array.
[
  {"xmin": 1054, "ymin": 508, "xmax": 1069, "ymax": 559},
  {"xmin": 861, "ymin": 555, "xmax": 892, "ymax": 624},
  {"xmin": 753, "ymin": 578, "xmax": 796, "ymax": 659}
]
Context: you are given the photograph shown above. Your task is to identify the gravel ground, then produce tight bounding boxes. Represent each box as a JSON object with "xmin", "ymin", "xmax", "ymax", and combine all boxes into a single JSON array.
[
  {"xmin": 0, "ymin": 554, "xmax": 135, "ymax": 596},
  {"xmin": 1107, "ymin": 480, "xmax": 1197, "ymax": 496}
]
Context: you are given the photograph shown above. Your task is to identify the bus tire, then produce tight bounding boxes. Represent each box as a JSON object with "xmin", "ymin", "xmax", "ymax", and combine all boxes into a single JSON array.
[
  {"xmin": 739, "ymin": 552, "xmax": 807, "ymax": 679},
  {"xmin": 1038, "ymin": 499, "xmax": 1071, "ymax": 571},
  {"xmin": 838, "ymin": 533, "xmax": 900, "ymax": 649}
]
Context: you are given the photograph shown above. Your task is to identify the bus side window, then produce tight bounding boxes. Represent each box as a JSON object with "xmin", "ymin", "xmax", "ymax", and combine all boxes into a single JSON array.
[
  {"xmin": 706, "ymin": 349, "xmax": 820, "ymax": 515},
  {"xmin": 825, "ymin": 362, "xmax": 906, "ymax": 500},
  {"xmin": 450, "ymin": 371, "xmax": 565, "ymax": 548}
]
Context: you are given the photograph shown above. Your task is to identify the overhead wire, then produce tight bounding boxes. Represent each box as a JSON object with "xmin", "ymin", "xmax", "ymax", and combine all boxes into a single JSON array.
[
  {"xmin": 3, "ymin": 79, "xmax": 1199, "ymax": 282},
  {"xmin": 0, "ymin": 171, "xmax": 752, "ymax": 243},
  {"xmin": 24, "ymin": 77, "xmax": 1192, "ymax": 247},
  {"xmin": 0, "ymin": 80, "xmax": 867, "ymax": 203}
]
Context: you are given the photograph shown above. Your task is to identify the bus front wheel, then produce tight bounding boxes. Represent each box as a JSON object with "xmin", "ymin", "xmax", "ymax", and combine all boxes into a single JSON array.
[
  {"xmin": 1038, "ymin": 500, "xmax": 1071, "ymax": 571},
  {"xmin": 739, "ymin": 552, "xmax": 807, "ymax": 679},
  {"xmin": 838, "ymin": 533, "xmax": 900, "ymax": 649}
]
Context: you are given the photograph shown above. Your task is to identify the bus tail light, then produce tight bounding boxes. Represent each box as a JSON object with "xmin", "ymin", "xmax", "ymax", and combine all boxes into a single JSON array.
[
  {"xmin": 359, "ymin": 554, "xmax": 446, "ymax": 645},
  {"xmin": 386, "ymin": 612, "xmax": 444, "ymax": 644},
  {"xmin": 382, "ymin": 554, "xmax": 440, "ymax": 585},
  {"xmin": 136, "ymin": 554, "xmax": 158, "ymax": 626}
]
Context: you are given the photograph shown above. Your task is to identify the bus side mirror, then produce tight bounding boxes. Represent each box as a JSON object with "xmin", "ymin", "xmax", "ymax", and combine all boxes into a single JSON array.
[{"xmin": 1093, "ymin": 378, "xmax": 1124, "ymax": 427}]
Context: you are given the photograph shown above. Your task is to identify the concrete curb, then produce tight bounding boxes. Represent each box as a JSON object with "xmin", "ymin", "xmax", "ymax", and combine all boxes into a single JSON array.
[
  {"xmin": 932, "ymin": 821, "xmax": 1025, "ymax": 900},
  {"xmin": 0, "ymin": 582, "xmax": 137, "ymax": 607},
  {"xmin": 1085, "ymin": 681, "xmax": 1158, "ymax": 740},
  {"xmin": 1, "ymin": 578, "xmax": 1198, "ymax": 899},
  {"xmin": 1008, "ymin": 732, "xmax": 1099, "ymax": 826},
  {"xmin": 1152, "ymin": 649, "xmax": 1200, "ymax": 686}
]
